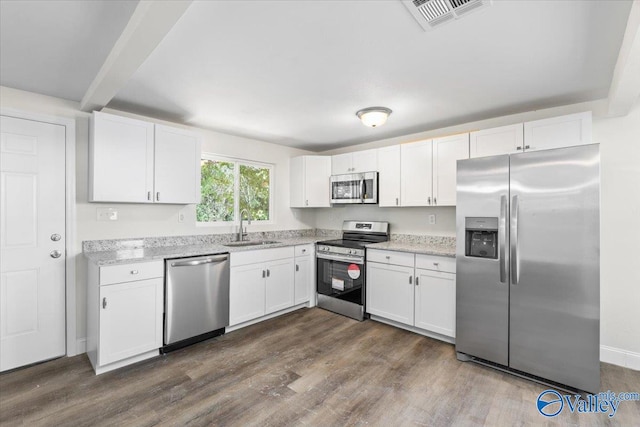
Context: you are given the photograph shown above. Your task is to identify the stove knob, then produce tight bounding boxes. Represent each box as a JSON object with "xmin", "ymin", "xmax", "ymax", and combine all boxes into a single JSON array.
[{"xmin": 349, "ymin": 249, "xmax": 354, "ymax": 255}]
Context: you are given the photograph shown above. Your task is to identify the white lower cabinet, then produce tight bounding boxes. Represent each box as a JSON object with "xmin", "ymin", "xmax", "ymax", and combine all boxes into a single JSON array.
[
  {"xmin": 294, "ymin": 244, "xmax": 313, "ymax": 305},
  {"xmin": 229, "ymin": 247, "xmax": 296, "ymax": 326},
  {"xmin": 367, "ymin": 262, "xmax": 414, "ymax": 325},
  {"xmin": 87, "ymin": 260, "xmax": 164, "ymax": 375},
  {"xmin": 367, "ymin": 249, "xmax": 456, "ymax": 341}
]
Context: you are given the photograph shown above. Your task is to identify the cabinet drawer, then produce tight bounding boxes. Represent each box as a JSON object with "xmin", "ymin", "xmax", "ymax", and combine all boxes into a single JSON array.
[
  {"xmin": 231, "ymin": 246, "xmax": 294, "ymax": 267},
  {"xmin": 367, "ymin": 249, "xmax": 414, "ymax": 267},
  {"xmin": 415, "ymin": 254, "xmax": 455, "ymax": 273},
  {"xmin": 295, "ymin": 244, "xmax": 313, "ymax": 257},
  {"xmin": 100, "ymin": 260, "xmax": 164, "ymax": 286}
]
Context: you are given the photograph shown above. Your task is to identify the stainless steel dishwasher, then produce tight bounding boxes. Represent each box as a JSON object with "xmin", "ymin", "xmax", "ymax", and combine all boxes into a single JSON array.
[{"xmin": 163, "ymin": 253, "xmax": 230, "ymax": 352}]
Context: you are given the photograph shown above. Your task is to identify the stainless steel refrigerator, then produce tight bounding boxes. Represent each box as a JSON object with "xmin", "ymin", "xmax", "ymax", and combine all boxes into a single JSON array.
[{"xmin": 455, "ymin": 144, "xmax": 600, "ymax": 393}]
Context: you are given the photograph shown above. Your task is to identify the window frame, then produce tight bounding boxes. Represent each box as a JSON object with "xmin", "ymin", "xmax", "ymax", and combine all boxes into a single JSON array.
[{"xmin": 196, "ymin": 153, "xmax": 275, "ymax": 227}]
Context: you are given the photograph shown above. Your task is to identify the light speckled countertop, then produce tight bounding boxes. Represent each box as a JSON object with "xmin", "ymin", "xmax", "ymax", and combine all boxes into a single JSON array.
[
  {"xmin": 83, "ymin": 230, "xmax": 456, "ymax": 266},
  {"xmin": 366, "ymin": 241, "xmax": 455, "ymax": 257},
  {"xmin": 84, "ymin": 237, "xmax": 321, "ymax": 266}
]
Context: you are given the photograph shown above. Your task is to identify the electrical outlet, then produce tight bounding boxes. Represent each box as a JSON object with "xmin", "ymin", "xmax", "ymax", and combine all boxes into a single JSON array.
[
  {"xmin": 97, "ymin": 207, "xmax": 118, "ymax": 221},
  {"xmin": 428, "ymin": 214, "xmax": 436, "ymax": 225},
  {"xmin": 178, "ymin": 212, "xmax": 185, "ymax": 223}
]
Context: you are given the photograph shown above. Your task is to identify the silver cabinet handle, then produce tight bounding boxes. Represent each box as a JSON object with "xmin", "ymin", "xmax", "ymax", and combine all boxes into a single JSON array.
[
  {"xmin": 385, "ymin": 255, "xmax": 390, "ymax": 260},
  {"xmin": 296, "ymin": 264, "xmax": 299, "ymax": 272},
  {"xmin": 433, "ymin": 262, "xmax": 439, "ymax": 267},
  {"xmin": 395, "ymin": 197, "xmax": 399, "ymax": 206},
  {"xmin": 130, "ymin": 270, "xmax": 139, "ymax": 275},
  {"xmin": 409, "ymin": 276, "xmax": 412, "ymax": 285},
  {"xmin": 156, "ymin": 192, "xmax": 160, "ymax": 201},
  {"xmin": 301, "ymin": 249, "xmax": 306, "ymax": 253},
  {"xmin": 525, "ymin": 145, "xmax": 530, "ymax": 149},
  {"xmin": 262, "ymin": 270, "xmax": 266, "ymax": 278},
  {"xmin": 416, "ymin": 277, "xmax": 419, "ymax": 286},
  {"xmin": 147, "ymin": 191, "xmax": 151, "ymax": 201},
  {"xmin": 516, "ymin": 146, "xmax": 523, "ymax": 150},
  {"xmin": 50, "ymin": 250, "xmax": 62, "ymax": 258},
  {"xmin": 171, "ymin": 255, "xmax": 229, "ymax": 267},
  {"xmin": 499, "ymin": 194, "xmax": 507, "ymax": 283},
  {"xmin": 428, "ymin": 196, "xmax": 431, "ymax": 205},
  {"xmin": 102, "ymin": 297, "xmax": 107, "ymax": 309},
  {"xmin": 266, "ymin": 269, "xmax": 270, "ymax": 277},
  {"xmin": 51, "ymin": 233, "xmax": 61, "ymax": 242},
  {"xmin": 434, "ymin": 197, "xmax": 437, "ymax": 205},
  {"xmin": 305, "ymin": 200, "xmax": 309, "ymax": 206},
  {"xmin": 511, "ymin": 195, "xmax": 519, "ymax": 285}
]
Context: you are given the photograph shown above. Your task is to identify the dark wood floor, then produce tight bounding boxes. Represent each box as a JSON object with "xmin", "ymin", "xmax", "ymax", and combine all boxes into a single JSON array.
[{"xmin": 1, "ymin": 308, "xmax": 639, "ymax": 426}]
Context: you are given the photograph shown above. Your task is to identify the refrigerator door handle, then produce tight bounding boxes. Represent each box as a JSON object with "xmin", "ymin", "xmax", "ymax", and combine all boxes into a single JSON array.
[
  {"xmin": 510, "ymin": 195, "xmax": 519, "ymax": 285},
  {"xmin": 499, "ymin": 195, "xmax": 507, "ymax": 283}
]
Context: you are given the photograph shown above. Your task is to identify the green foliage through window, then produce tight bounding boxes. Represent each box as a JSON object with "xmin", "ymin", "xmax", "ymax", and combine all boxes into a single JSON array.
[{"xmin": 197, "ymin": 156, "xmax": 272, "ymax": 223}]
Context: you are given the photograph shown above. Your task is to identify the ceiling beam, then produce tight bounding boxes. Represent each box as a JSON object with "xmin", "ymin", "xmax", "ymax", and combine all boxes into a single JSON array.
[
  {"xmin": 607, "ymin": 0, "xmax": 640, "ymax": 117},
  {"xmin": 80, "ymin": 0, "xmax": 193, "ymax": 112}
]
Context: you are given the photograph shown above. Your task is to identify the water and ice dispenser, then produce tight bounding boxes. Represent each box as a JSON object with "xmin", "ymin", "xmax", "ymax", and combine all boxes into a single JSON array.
[{"xmin": 465, "ymin": 217, "xmax": 498, "ymax": 259}]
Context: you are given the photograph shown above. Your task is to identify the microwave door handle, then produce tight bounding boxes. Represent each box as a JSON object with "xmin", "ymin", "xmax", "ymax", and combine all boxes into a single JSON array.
[{"xmin": 360, "ymin": 178, "xmax": 365, "ymax": 202}]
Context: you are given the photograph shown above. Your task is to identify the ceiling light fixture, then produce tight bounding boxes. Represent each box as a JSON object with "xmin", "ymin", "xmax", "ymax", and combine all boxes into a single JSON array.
[{"xmin": 356, "ymin": 107, "xmax": 392, "ymax": 128}]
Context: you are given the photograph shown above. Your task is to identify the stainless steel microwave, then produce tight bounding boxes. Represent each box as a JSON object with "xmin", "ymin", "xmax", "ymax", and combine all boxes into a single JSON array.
[{"xmin": 330, "ymin": 171, "xmax": 378, "ymax": 204}]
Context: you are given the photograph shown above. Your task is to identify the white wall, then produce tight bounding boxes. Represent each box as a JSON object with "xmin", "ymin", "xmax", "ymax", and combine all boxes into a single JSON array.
[
  {"xmin": 316, "ymin": 98, "xmax": 640, "ymax": 367},
  {"xmin": 1, "ymin": 86, "xmax": 316, "ymax": 342}
]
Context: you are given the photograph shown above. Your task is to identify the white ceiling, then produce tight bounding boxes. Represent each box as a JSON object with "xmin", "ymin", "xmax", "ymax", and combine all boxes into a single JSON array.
[
  {"xmin": 0, "ymin": 1, "xmax": 633, "ymax": 151},
  {"xmin": 0, "ymin": 0, "xmax": 139, "ymax": 101}
]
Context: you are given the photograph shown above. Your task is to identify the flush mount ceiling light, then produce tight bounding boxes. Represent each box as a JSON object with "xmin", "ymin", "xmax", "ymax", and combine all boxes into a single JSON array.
[{"xmin": 356, "ymin": 107, "xmax": 393, "ymax": 128}]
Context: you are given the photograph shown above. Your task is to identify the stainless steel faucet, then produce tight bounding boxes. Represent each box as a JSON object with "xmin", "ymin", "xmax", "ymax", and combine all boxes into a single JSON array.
[{"xmin": 237, "ymin": 209, "xmax": 251, "ymax": 241}]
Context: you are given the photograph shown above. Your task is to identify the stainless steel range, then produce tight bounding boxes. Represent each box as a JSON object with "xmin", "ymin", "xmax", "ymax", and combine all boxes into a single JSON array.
[{"xmin": 316, "ymin": 221, "xmax": 390, "ymax": 321}]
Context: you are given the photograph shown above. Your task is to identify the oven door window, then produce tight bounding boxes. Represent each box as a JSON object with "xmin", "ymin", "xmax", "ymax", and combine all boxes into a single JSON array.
[
  {"xmin": 331, "ymin": 180, "xmax": 360, "ymax": 200},
  {"xmin": 317, "ymin": 258, "xmax": 364, "ymax": 304}
]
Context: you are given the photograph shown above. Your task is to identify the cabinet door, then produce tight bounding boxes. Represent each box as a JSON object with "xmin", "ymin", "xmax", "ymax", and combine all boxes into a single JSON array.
[
  {"xmin": 304, "ymin": 156, "xmax": 331, "ymax": 207},
  {"xmin": 331, "ymin": 153, "xmax": 352, "ymax": 175},
  {"xmin": 289, "ymin": 156, "xmax": 305, "ymax": 208},
  {"xmin": 90, "ymin": 112, "xmax": 154, "ymax": 203},
  {"xmin": 265, "ymin": 258, "xmax": 295, "ymax": 314},
  {"xmin": 294, "ymin": 256, "xmax": 311, "ymax": 305},
  {"xmin": 524, "ymin": 112, "xmax": 591, "ymax": 152},
  {"xmin": 98, "ymin": 278, "xmax": 163, "ymax": 366},
  {"xmin": 433, "ymin": 133, "xmax": 469, "ymax": 206},
  {"xmin": 366, "ymin": 262, "xmax": 414, "ymax": 326},
  {"xmin": 154, "ymin": 125, "xmax": 201, "ymax": 204},
  {"xmin": 470, "ymin": 123, "xmax": 523, "ymax": 158},
  {"xmin": 414, "ymin": 269, "xmax": 456, "ymax": 338},
  {"xmin": 400, "ymin": 140, "xmax": 433, "ymax": 206},
  {"xmin": 230, "ymin": 264, "xmax": 266, "ymax": 325},
  {"xmin": 352, "ymin": 148, "xmax": 378, "ymax": 172},
  {"xmin": 377, "ymin": 145, "xmax": 401, "ymax": 207}
]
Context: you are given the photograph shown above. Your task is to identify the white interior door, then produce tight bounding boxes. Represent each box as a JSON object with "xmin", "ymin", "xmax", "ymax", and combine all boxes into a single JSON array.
[{"xmin": 0, "ymin": 115, "xmax": 66, "ymax": 372}]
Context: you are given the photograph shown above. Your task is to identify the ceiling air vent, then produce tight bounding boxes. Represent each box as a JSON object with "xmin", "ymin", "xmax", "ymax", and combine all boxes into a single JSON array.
[{"xmin": 402, "ymin": 0, "xmax": 492, "ymax": 31}]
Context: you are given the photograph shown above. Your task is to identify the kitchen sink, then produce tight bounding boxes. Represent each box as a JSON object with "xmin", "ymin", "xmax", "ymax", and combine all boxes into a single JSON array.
[{"xmin": 223, "ymin": 240, "xmax": 280, "ymax": 247}]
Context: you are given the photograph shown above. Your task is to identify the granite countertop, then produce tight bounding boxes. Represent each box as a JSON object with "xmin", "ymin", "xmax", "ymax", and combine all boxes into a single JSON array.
[
  {"xmin": 366, "ymin": 234, "xmax": 456, "ymax": 257},
  {"xmin": 84, "ymin": 236, "xmax": 322, "ymax": 266}
]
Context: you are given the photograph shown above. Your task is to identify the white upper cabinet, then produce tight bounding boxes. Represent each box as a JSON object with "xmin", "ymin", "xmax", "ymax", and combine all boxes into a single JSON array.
[
  {"xmin": 90, "ymin": 112, "xmax": 154, "ymax": 203},
  {"xmin": 331, "ymin": 149, "xmax": 378, "ymax": 174},
  {"xmin": 400, "ymin": 140, "xmax": 433, "ymax": 207},
  {"xmin": 524, "ymin": 111, "xmax": 592, "ymax": 152},
  {"xmin": 470, "ymin": 123, "xmax": 524, "ymax": 158},
  {"xmin": 433, "ymin": 133, "xmax": 470, "ymax": 206},
  {"xmin": 290, "ymin": 155, "xmax": 331, "ymax": 207},
  {"xmin": 154, "ymin": 125, "xmax": 201, "ymax": 204},
  {"xmin": 90, "ymin": 112, "xmax": 202, "ymax": 204},
  {"xmin": 377, "ymin": 145, "xmax": 401, "ymax": 207}
]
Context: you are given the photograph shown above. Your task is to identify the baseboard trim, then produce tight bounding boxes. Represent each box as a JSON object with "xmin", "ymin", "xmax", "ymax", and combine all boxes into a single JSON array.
[
  {"xmin": 601, "ymin": 345, "xmax": 640, "ymax": 371},
  {"xmin": 75, "ymin": 338, "xmax": 87, "ymax": 355}
]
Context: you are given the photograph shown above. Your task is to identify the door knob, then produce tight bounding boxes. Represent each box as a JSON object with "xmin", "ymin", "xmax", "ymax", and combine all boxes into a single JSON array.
[
  {"xmin": 51, "ymin": 233, "xmax": 61, "ymax": 241},
  {"xmin": 50, "ymin": 250, "xmax": 62, "ymax": 258}
]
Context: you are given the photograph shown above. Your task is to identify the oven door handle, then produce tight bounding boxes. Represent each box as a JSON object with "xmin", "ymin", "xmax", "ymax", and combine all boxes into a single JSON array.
[{"xmin": 316, "ymin": 252, "xmax": 364, "ymax": 265}]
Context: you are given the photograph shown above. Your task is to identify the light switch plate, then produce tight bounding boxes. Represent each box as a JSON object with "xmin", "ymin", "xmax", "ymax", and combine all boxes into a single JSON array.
[
  {"xmin": 97, "ymin": 207, "xmax": 118, "ymax": 221},
  {"xmin": 428, "ymin": 214, "xmax": 436, "ymax": 225}
]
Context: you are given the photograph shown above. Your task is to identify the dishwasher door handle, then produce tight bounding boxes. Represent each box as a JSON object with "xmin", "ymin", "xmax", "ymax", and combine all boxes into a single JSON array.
[{"xmin": 171, "ymin": 255, "xmax": 229, "ymax": 267}]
